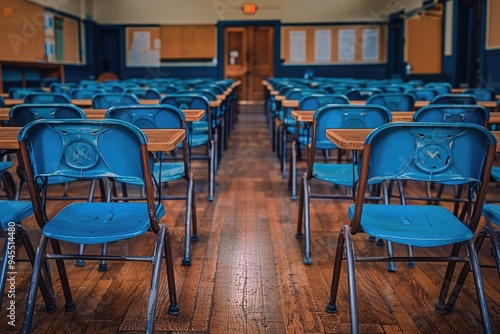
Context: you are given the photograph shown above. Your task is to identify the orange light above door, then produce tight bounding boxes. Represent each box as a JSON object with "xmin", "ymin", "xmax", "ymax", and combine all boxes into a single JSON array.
[{"xmin": 243, "ymin": 4, "xmax": 257, "ymax": 15}]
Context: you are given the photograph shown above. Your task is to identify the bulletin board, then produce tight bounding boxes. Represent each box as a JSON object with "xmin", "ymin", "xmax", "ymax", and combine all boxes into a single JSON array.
[
  {"xmin": 486, "ymin": 0, "xmax": 500, "ymax": 49},
  {"xmin": 126, "ymin": 27, "xmax": 161, "ymax": 66},
  {"xmin": 281, "ymin": 25, "xmax": 386, "ymax": 64}
]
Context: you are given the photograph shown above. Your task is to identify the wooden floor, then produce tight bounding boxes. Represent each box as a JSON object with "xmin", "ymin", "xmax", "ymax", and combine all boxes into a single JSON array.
[{"xmin": 1, "ymin": 103, "xmax": 499, "ymax": 333}]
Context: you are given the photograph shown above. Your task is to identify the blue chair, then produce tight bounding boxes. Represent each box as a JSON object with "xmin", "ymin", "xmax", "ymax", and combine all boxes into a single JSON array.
[
  {"xmin": 124, "ymin": 88, "xmax": 161, "ymax": 100},
  {"xmin": 160, "ymin": 94, "xmax": 216, "ymax": 200},
  {"xmin": 0, "ymin": 200, "xmax": 55, "ymax": 312},
  {"xmin": 296, "ymin": 104, "xmax": 392, "ymax": 264},
  {"xmin": 413, "ymin": 104, "xmax": 489, "ymax": 127},
  {"xmin": 23, "ymin": 92, "xmax": 71, "ymax": 104},
  {"xmin": 69, "ymin": 88, "xmax": 106, "ymax": 99},
  {"xmin": 344, "ymin": 88, "xmax": 382, "ymax": 101},
  {"xmin": 424, "ymin": 81, "xmax": 452, "ymax": 95},
  {"xmin": 105, "ymin": 104, "xmax": 197, "ymax": 265},
  {"xmin": 0, "ymin": 95, "xmax": 4, "ymax": 108},
  {"xmin": 463, "ymin": 87, "xmax": 496, "ymax": 101},
  {"xmin": 8, "ymin": 87, "xmax": 44, "ymax": 99},
  {"xmin": 289, "ymin": 94, "xmax": 350, "ymax": 200},
  {"xmin": 91, "ymin": 93, "xmax": 140, "ymax": 109},
  {"xmin": 9, "ymin": 104, "xmax": 89, "ymax": 201},
  {"xmin": 19, "ymin": 119, "xmax": 179, "ymax": 333},
  {"xmin": 325, "ymin": 122, "xmax": 495, "ymax": 334},
  {"xmin": 430, "ymin": 94, "xmax": 478, "ymax": 105},
  {"xmin": 366, "ymin": 92, "xmax": 415, "ymax": 111},
  {"xmin": 405, "ymin": 88, "xmax": 439, "ymax": 101}
]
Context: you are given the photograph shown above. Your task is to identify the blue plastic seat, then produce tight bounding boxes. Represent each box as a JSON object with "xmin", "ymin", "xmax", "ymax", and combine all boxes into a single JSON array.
[
  {"xmin": 413, "ymin": 104, "xmax": 489, "ymax": 127},
  {"xmin": 105, "ymin": 104, "xmax": 197, "ymax": 265},
  {"xmin": 8, "ymin": 87, "xmax": 44, "ymax": 99},
  {"xmin": 344, "ymin": 88, "xmax": 382, "ymax": 101},
  {"xmin": 0, "ymin": 200, "xmax": 55, "ymax": 312},
  {"xmin": 325, "ymin": 122, "xmax": 495, "ymax": 333},
  {"xmin": 160, "ymin": 94, "xmax": 216, "ymax": 200},
  {"xmin": 424, "ymin": 82, "xmax": 452, "ymax": 95},
  {"xmin": 296, "ymin": 104, "xmax": 392, "ymax": 264},
  {"xmin": 91, "ymin": 92, "xmax": 140, "ymax": 109},
  {"xmin": 23, "ymin": 92, "xmax": 71, "ymax": 104},
  {"xmin": 289, "ymin": 94, "xmax": 350, "ymax": 200},
  {"xmin": 430, "ymin": 94, "xmax": 477, "ymax": 105},
  {"xmin": 366, "ymin": 92, "xmax": 415, "ymax": 111},
  {"xmin": 124, "ymin": 88, "xmax": 161, "ymax": 99},
  {"xmin": 19, "ymin": 119, "xmax": 179, "ymax": 333}
]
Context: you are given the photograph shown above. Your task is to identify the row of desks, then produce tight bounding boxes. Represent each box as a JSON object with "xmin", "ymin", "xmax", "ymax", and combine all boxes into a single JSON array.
[
  {"xmin": 0, "ymin": 108, "xmax": 205, "ymax": 122},
  {"xmin": 3, "ymin": 98, "xmax": 222, "ymax": 108}
]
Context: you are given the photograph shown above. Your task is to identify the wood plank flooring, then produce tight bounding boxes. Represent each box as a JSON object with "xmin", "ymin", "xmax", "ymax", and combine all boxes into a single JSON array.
[{"xmin": 0, "ymin": 103, "xmax": 499, "ymax": 333}]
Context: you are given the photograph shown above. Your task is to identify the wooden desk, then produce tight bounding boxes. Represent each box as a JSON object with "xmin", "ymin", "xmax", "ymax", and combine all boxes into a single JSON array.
[
  {"xmin": 291, "ymin": 110, "xmax": 415, "ymax": 123},
  {"xmin": 0, "ymin": 108, "xmax": 205, "ymax": 122},
  {"xmin": 326, "ymin": 128, "xmax": 500, "ymax": 153},
  {"xmin": 0, "ymin": 127, "xmax": 185, "ymax": 152}
]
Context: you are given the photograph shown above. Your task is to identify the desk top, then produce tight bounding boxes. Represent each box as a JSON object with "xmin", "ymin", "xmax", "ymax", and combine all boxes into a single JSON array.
[
  {"xmin": 4, "ymin": 98, "xmax": 222, "ymax": 108},
  {"xmin": 291, "ymin": 110, "xmax": 415, "ymax": 123},
  {"xmin": 326, "ymin": 128, "xmax": 500, "ymax": 152},
  {"xmin": 0, "ymin": 108, "xmax": 205, "ymax": 122},
  {"xmin": 0, "ymin": 127, "xmax": 185, "ymax": 152}
]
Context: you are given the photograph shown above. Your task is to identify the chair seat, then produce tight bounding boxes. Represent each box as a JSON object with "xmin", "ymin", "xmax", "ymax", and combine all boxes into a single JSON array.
[
  {"xmin": 189, "ymin": 133, "xmax": 209, "ymax": 147},
  {"xmin": 481, "ymin": 204, "xmax": 500, "ymax": 227},
  {"xmin": 43, "ymin": 202, "xmax": 165, "ymax": 244},
  {"xmin": 192, "ymin": 121, "xmax": 208, "ymax": 133},
  {"xmin": 490, "ymin": 166, "xmax": 500, "ymax": 181},
  {"xmin": 0, "ymin": 161, "xmax": 13, "ymax": 172},
  {"xmin": 348, "ymin": 204, "xmax": 474, "ymax": 247},
  {"xmin": 0, "ymin": 201, "xmax": 33, "ymax": 230},
  {"xmin": 313, "ymin": 163, "xmax": 356, "ymax": 186},
  {"xmin": 154, "ymin": 162, "xmax": 185, "ymax": 183}
]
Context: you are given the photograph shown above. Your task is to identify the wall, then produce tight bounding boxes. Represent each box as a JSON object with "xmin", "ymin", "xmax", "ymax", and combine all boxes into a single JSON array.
[
  {"xmin": 28, "ymin": 0, "xmax": 82, "ymax": 17},
  {"xmin": 92, "ymin": 0, "xmax": 421, "ymax": 24}
]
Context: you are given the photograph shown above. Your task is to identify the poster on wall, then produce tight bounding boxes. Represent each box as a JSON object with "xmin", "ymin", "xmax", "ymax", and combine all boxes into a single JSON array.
[
  {"xmin": 289, "ymin": 30, "xmax": 306, "ymax": 63},
  {"xmin": 362, "ymin": 29, "xmax": 379, "ymax": 61},
  {"xmin": 127, "ymin": 30, "xmax": 161, "ymax": 66},
  {"xmin": 338, "ymin": 29, "xmax": 355, "ymax": 62},
  {"xmin": 314, "ymin": 29, "xmax": 331, "ymax": 62}
]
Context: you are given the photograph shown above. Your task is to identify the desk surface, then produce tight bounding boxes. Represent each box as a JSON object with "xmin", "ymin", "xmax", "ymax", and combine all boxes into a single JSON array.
[
  {"xmin": 326, "ymin": 128, "xmax": 500, "ymax": 152},
  {"xmin": 0, "ymin": 127, "xmax": 185, "ymax": 152},
  {"xmin": 0, "ymin": 108, "xmax": 205, "ymax": 122},
  {"xmin": 4, "ymin": 98, "xmax": 222, "ymax": 108}
]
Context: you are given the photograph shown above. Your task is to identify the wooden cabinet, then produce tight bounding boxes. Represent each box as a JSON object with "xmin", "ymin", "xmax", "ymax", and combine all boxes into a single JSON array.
[{"xmin": 160, "ymin": 25, "xmax": 216, "ymax": 60}]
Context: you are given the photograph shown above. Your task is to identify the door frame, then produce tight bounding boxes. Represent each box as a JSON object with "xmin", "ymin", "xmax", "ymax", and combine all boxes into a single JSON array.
[{"xmin": 216, "ymin": 20, "xmax": 280, "ymax": 80}]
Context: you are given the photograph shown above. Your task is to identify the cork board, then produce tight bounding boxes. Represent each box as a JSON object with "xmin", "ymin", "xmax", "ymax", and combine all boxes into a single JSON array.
[
  {"xmin": 486, "ymin": 0, "xmax": 500, "ymax": 49},
  {"xmin": 281, "ymin": 25, "xmax": 386, "ymax": 64},
  {"xmin": 126, "ymin": 27, "xmax": 161, "ymax": 66}
]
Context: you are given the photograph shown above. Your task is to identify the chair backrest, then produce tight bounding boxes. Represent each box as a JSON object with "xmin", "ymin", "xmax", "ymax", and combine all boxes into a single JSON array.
[
  {"xmin": 298, "ymin": 94, "xmax": 350, "ymax": 110},
  {"xmin": 462, "ymin": 87, "xmax": 496, "ymax": 101},
  {"xmin": 9, "ymin": 104, "xmax": 86, "ymax": 127},
  {"xmin": 430, "ymin": 94, "xmax": 477, "ymax": 105},
  {"xmin": 307, "ymin": 105, "xmax": 392, "ymax": 178},
  {"xmin": 405, "ymin": 88, "xmax": 439, "ymax": 101},
  {"xmin": 69, "ymin": 88, "xmax": 106, "ymax": 99},
  {"xmin": 345, "ymin": 88, "xmax": 382, "ymax": 101},
  {"xmin": 0, "ymin": 96, "xmax": 4, "ymax": 108},
  {"xmin": 9, "ymin": 88, "xmax": 45, "ymax": 99},
  {"xmin": 366, "ymin": 93, "xmax": 415, "ymax": 111},
  {"xmin": 23, "ymin": 92, "xmax": 71, "ymax": 104},
  {"xmin": 124, "ymin": 88, "xmax": 161, "ymax": 100},
  {"xmin": 412, "ymin": 104, "xmax": 489, "ymax": 127},
  {"xmin": 105, "ymin": 104, "xmax": 185, "ymax": 130},
  {"xmin": 160, "ymin": 93, "xmax": 211, "ymax": 124},
  {"xmin": 350, "ymin": 122, "xmax": 496, "ymax": 233},
  {"xmin": 17, "ymin": 119, "xmax": 159, "ymax": 225},
  {"xmin": 424, "ymin": 82, "xmax": 452, "ymax": 95},
  {"xmin": 91, "ymin": 93, "xmax": 140, "ymax": 109}
]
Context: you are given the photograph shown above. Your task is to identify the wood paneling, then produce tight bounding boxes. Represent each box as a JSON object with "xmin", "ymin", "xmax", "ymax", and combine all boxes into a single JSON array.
[
  {"xmin": 160, "ymin": 24, "xmax": 216, "ymax": 60},
  {"xmin": 63, "ymin": 17, "xmax": 79, "ymax": 63},
  {"xmin": 0, "ymin": 0, "xmax": 45, "ymax": 62}
]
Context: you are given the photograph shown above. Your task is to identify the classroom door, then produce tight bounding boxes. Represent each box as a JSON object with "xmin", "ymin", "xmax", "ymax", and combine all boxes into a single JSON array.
[{"xmin": 224, "ymin": 26, "xmax": 274, "ymax": 101}]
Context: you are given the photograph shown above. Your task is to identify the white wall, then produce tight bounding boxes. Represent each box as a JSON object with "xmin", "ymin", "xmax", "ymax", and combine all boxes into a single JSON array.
[{"xmin": 28, "ymin": 0, "xmax": 82, "ymax": 17}]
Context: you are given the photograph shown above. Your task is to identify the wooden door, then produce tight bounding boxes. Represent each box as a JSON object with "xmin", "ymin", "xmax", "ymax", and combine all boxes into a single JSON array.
[
  {"xmin": 404, "ymin": 8, "xmax": 443, "ymax": 75},
  {"xmin": 224, "ymin": 26, "xmax": 274, "ymax": 101}
]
